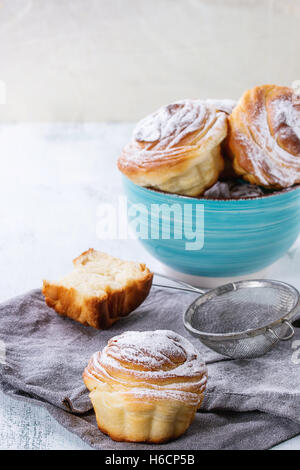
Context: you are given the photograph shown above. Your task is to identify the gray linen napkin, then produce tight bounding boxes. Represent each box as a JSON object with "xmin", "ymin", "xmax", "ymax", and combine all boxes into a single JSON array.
[{"xmin": 1, "ymin": 288, "xmax": 300, "ymax": 450}]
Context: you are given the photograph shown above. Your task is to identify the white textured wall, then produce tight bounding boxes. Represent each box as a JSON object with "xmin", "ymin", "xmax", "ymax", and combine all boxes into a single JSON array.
[{"xmin": 0, "ymin": 0, "xmax": 300, "ymax": 121}]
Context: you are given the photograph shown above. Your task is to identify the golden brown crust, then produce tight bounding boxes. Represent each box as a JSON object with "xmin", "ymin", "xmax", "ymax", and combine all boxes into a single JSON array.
[
  {"xmin": 118, "ymin": 99, "xmax": 228, "ymax": 196},
  {"xmin": 42, "ymin": 250, "xmax": 153, "ymax": 329},
  {"xmin": 73, "ymin": 248, "xmax": 95, "ymax": 266},
  {"xmin": 94, "ymin": 411, "xmax": 195, "ymax": 444},
  {"xmin": 83, "ymin": 330, "xmax": 207, "ymax": 443},
  {"xmin": 227, "ymin": 84, "xmax": 300, "ymax": 188}
]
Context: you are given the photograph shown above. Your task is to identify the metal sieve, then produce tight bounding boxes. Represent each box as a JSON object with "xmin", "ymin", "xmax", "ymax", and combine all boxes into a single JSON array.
[
  {"xmin": 183, "ymin": 279, "xmax": 300, "ymax": 359},
  {"xmin": 153, "ymin": 275, "xmax": 300, "ymax": 359}
]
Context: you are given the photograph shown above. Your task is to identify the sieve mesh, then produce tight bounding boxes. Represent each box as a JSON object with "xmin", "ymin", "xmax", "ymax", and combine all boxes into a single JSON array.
[{"xmin": 190, "ymin": 284, "xmax": 297, "ymax": 334}]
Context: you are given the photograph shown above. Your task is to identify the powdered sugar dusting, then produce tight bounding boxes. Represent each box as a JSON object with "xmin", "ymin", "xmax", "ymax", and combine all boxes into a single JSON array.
[
  {"xmin": 118, "ymin": 100, "xmax": 227, "ymax": 174},
  {"xmin": 119, "ymin": 99, "xmax": 227, "ymax": 167},
  {"xmin": 236, "ymin": 88, "xmax": 300, "ymax": 187},
  {"xmin": 133, "ymin": 100, "xmax": 208, "ymax": 147},
  {"xmin": 85, "ymin": 330, "xmax": 207, "ymax": 405},
  {"xmin": 271, "ymin": 97, "xmax": 300, "ymax": 141},
  {"xmin": 107, "ymin": 330, "xmax": 188, "ymax": 370},
  {"xmin": 120, "ymin": 388, "xmax": 203, "ymax": 406},
  {"xmin": 205, "ymin": 99, "xmax": 237, "ymax": 115}
]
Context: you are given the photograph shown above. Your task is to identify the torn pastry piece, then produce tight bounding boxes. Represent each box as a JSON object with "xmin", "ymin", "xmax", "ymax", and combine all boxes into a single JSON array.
[
  {"xmin": 227, "ymin": 84, "xmax": 300, "ymax": 188},
  {"xmin": 42, "ymin": 249, "xmax": 153, "ymax": 329},
  {"xmin": 83, "ymin": 330, "xmax": 208, "ymax": 443},
  {"xmin": 118, "ymin": 99, "xmax": 228, "ymax": 196}
]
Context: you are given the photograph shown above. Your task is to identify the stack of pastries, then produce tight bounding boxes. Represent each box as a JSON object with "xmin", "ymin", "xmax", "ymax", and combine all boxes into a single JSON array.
[{"xmin": 118, "ymin": 85, "xmax": 300, "ymax": 198}]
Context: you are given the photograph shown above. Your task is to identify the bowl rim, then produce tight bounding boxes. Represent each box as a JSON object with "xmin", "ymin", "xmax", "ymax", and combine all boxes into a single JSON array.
[{"xmin": 123, "ymin": 176, "xmax": 300, "ymax": 203}]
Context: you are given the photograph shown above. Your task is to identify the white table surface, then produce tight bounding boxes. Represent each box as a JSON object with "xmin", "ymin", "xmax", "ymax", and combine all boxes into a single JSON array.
[{"xmin": 0, "ymin": 123, "xmax": 299, "ymax": 450}]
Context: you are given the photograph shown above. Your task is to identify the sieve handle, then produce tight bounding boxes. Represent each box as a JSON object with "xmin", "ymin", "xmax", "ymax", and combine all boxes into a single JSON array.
[
  {"xmin": 267, "ymin": 320, "xmax": 295, "ymax": 341},
  {"xmin": 153, "ymin": 272, "xmax": 205, "ymax": 294},
  {"xmin": 152, "ymin": 283, "xmax": 203, "ymax": 294}
]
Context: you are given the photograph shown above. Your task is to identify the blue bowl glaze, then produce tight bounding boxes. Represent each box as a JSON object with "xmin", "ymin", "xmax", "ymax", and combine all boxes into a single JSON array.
[{"xmin": 122, "ymin": 177, "xmax": 300, "ymax": 277}]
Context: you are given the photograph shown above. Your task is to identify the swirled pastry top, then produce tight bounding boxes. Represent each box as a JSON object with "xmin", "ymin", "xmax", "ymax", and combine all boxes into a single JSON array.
[
  {"xmin": 227, "ymin": 85, "xmax": 300, "ymax": 187},
  {"xmin": 84, "ymin": 330, "xmax": 207, "ymax": 405},
  {"xmin": 117, "ymin": 99, "xmax": 228, "ymax": 187}
]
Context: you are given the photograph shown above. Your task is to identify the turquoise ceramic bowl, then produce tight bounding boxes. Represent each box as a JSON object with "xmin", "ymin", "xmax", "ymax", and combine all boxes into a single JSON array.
[{"xmin": 123, "ymin": 177, "xmax": 300, "ymax": 277}]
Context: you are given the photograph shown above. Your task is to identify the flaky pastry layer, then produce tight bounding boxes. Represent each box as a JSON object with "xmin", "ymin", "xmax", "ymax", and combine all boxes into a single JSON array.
[
  {"xmin": 83, "ymin": 330, "xmax": 207, "ymax": 443},
  {"xmin": 118, "ymin": 99, "xmax": 228, "ymax": 196},
  {"xmin": 227, "ymin": 84, "xmax": 300, "ymax": 188}
]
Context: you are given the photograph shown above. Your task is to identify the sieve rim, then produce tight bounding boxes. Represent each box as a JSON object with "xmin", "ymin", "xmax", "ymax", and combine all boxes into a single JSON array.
[{"xmin": 183, "ymin": 279, "xmax": 300, "ymax": 341}]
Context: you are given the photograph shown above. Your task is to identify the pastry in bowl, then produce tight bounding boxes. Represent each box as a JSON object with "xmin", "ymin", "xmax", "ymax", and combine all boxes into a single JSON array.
[
  {"xmin": 42, "ymin": 249, "xmax": 153, "ymax": 329},
  {"xmin": 118, "ymin": 99, "xmax": 228, "ymax": 196},
  {"xmin": 83, "ymin": 330, "xmax": 207, "ymax": 443},
  {"xmin": 227, "ymin": 84, "xmax": 300, "ymax": 188}
]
